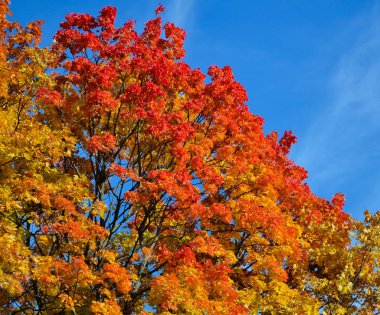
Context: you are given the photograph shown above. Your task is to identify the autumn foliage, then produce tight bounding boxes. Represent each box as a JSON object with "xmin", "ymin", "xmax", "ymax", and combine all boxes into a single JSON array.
[{"xmin": 0, "ymin": 2, "xmax": 379, "ymax": 314}]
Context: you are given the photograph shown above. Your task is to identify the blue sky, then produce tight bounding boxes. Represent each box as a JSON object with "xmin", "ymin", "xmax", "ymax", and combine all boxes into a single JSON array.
[{"xmin": 9, "ymin": 0, "xmax": 380, "ymax": 219}]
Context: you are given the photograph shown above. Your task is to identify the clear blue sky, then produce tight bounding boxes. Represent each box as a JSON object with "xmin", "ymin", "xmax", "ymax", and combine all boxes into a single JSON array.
[{"xmin": 9, "ymin": 0, "xmax": 380, "ymax": 219}]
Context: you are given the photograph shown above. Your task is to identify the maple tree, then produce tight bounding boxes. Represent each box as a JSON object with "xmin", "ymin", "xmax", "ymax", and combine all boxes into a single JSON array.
[{"xmin": 0, "ymin": 2, "xmax": 379, "ymax": 314}]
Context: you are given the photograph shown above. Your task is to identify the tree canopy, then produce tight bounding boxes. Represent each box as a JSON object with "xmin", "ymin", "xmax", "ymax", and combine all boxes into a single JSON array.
[{"xmin": 0, "ymin": 2, "xmax": 379, "ymax": 314}]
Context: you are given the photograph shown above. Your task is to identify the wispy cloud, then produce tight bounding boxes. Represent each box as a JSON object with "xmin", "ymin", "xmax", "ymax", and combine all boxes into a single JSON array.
[
  {"xmin": 166, "ymin": 0, "xmax": 195, "ymax": 29},
  {"xmin": 294, "ymin": 6, "xmax": 380, "ymax": 215}
]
